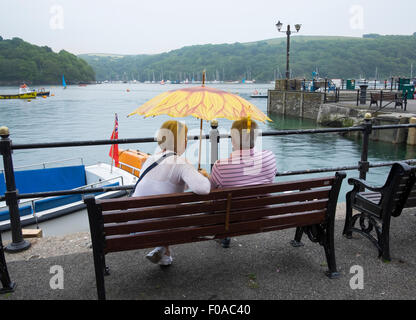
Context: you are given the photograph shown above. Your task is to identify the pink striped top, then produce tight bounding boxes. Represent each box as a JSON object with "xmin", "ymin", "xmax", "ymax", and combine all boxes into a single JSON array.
[{"xmin": 210, "ymin": 149, "xmax": 277, "ymax": 189}]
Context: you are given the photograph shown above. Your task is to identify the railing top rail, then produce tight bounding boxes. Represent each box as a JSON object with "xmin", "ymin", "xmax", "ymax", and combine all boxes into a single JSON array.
[{"xmin": 4, "ymin": 124, "xmax": 416, "ymax": 151}]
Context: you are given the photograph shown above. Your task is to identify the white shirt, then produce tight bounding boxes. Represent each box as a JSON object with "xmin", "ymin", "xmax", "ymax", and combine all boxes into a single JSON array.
[{"xmin": 132, "ymin": 151, "xmax": 210, "ymax": 197}]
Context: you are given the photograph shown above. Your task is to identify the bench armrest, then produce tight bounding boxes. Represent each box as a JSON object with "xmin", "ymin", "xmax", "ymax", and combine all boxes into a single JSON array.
[{"xmin": 348, "ymin": 178, "xmax": 383, "ymax": 192}]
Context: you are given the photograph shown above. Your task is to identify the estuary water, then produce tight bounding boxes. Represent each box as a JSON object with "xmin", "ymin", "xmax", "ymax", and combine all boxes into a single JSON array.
[{"xmin": 0, "ymin": 83, "xmax": 414, "ymax": 236}]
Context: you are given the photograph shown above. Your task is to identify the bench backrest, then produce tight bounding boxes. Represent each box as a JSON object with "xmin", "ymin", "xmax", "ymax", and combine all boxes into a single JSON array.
[
  {"xmin": 370, "ymin": 92, "xmax": 398, "ymax": 101},
  {"xmin": 85, "ymin": 173, "xmax": 345, "ymax": 254},
  {"xmin": 380, "ymin": 163, "xmax": 416, "ymax": 217}
]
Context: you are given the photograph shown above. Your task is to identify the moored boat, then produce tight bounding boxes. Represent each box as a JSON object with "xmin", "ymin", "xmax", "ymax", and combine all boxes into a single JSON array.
[
  {"xmin": 0, "ymin": 83, "xmax": 38, "ymax": 99},
  {"xmin": 0, "ymin": 92, "xmax": 37, "ymax": 99},
  {"xmin": 36, "ymin": 88, "xmax": 50, "ymax": 97},
  {"xmin": 250, "ymin": 90, "xmax": 268, "ymax": 98},
  {"xmin": 0, "ymin": 159, "xmax": 137, "ymax": 231}
]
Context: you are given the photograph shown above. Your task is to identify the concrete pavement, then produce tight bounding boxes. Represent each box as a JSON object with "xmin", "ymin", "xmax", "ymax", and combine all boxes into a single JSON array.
[{"xmin": 1, "ymin": 208, "xmax": 416, "ymax": 300}]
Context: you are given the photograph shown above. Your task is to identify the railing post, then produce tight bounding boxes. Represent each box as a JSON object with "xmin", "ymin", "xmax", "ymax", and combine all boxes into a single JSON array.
[
  {"xmin": 356, "ymin": 89, "xmax": 360, "ymax": 106},
  {"xmin": 359, "ymin": 114, "xmax": 373, "ymax": 182},
  {"xmin": 0, "ymin": 127, "xmax": 31, "ymax": 253},
  {"xmin": 380, "ymin": 90, "xmax": 383, "ymax": 109},
  {"xmin": 0, "ymin": 232, "xmax": 16, "ymax": 294},
  {"xmin": 209, "ymin": 120, "xmax": 219, "ymax": 171}
]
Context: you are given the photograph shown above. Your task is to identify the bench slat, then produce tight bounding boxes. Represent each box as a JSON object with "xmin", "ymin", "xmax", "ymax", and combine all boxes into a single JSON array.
[
  {"xmin": 103, "ymin": 198, "xmax": 329, "ymax": 236},
  {"xmin": 98, "ymin": 177, "xmax": 335, "ymax": 211},
  {"xmin": 405, "ymin": 197, "xmax": 416, "ymax": 208},
  {"xmin": 102, "ymin": 188, "xmax": 331, "ymax": 223},
  {"xmin": 104, "ymin": 210, "xmax": 326, "ymax": 253}
]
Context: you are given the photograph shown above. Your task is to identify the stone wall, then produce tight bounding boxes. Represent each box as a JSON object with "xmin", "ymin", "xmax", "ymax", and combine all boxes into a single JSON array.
[
  {"xmin": 371, "ymin": 115, "xmax": 409, "ymax": 144},
  {"xmin": 268, "ymin": 90, "xmax": 324, "ymax": 120},
  {"xmin": 268, "ymin": 89, "xmax": 414, "ymax": 145},
  {"xmin": 275, "ymin": 79, "xmax": 303, "ymax": 91}
]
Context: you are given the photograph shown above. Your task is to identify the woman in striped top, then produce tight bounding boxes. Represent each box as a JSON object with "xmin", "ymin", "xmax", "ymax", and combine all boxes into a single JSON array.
[{"xmin": 210, "ymin": 118, "xmax": 277, "ymax": 247}]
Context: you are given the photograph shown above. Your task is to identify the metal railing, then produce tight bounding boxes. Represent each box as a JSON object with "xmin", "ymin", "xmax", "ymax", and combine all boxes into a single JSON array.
[{"xmin": 2, "ymin": 119, "xmax": 416, "ymax": 254}]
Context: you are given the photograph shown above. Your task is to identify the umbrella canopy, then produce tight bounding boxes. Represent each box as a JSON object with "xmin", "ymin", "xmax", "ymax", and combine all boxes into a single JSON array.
[{"xmin": 128, "ymin": 86, "xmax": 271, "ymax": 122}]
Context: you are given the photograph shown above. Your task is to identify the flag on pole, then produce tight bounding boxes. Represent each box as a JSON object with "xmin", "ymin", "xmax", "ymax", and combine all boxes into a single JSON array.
[{"xmin": 109, "ymin": 114, "xmax": 119, "ymax": 167}]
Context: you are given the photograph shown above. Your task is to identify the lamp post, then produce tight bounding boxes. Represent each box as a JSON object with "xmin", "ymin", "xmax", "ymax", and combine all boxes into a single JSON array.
[{"xmin": 276, "ymin": 21, "xmax": 302, "ymax": 80}]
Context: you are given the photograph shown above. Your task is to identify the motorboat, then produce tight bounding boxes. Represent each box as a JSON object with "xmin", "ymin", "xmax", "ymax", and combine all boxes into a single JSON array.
[
  {"xmin": 0, "ymin": 84, "xmax": 37, "ymax": 100},
  {"xmin": 250, "ymin": 90, "xmax": 268, "ymax": 98},
  {"xmin": 0, "ymin": 159, "xmax": 138, "ymax": 231},
  {"xmin": 36, "ymin": 88, "xmax": 50, "ymax": 97}
]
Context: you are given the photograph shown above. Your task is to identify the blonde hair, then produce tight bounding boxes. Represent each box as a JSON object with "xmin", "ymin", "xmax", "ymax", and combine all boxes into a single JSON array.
[
  {"xmin": 231, "ymin": 118, "xmax": 258, "ymax": 150},
  {"xmin": 157, "ymin": 120, "xmax": 188, "ymax": 153}
]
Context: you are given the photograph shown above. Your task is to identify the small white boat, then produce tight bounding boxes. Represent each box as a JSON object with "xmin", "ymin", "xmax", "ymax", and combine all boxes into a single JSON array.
[
  {"xmin": 250, "ymin": 90, "xmax": 268, "ymax": 98},
  {"xmin": 0, "ymin": 160, "xmax": 137, "ymax": 231}
]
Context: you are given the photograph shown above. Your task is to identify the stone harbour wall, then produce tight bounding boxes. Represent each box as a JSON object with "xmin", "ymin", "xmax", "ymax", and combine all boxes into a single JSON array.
[{"xmin": 268, "ymin": 89, "xmax": 416, "ymax": 145}]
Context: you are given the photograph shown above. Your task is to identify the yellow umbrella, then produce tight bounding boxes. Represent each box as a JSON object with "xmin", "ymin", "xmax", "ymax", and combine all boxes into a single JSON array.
[{"xmin": 128, "ymin": 73, "xmax": 271, "ymax": 168}]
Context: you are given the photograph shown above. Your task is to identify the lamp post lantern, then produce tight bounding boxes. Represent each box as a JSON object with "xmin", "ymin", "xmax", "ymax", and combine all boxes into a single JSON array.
[{"xmin": 276, "ymin": 21, "xmax": 302, "ymax": 80}]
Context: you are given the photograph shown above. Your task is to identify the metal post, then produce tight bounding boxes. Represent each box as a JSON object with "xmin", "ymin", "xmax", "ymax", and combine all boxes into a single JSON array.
[
  {"xmin": 0, "ymin": 127, "xmax": 31, "ymax": 253},
  {"xmin": 356, "ymin": 89, "xmax": 360, "ymax": 106},
  {"xmin": 360, "ymin": 85, "xmax": 368, "ymax": 105},
  {"xmin": 0, "ymin": 232, "xmax": 16, "ymax": 294},
  {"xmin": 209, "ymin": 120, "xmax": 219, "ymax": 171},
  {"xmin": 359, "ymin": 114, "xmax": 372, "ymax": 182},
  {"xmin": 380, "ymin": 90, "xmax": 383, "ymax": 109},
  {"xmin": 286, "ymin": 25, "xmax": 291, "ymax": 80}
]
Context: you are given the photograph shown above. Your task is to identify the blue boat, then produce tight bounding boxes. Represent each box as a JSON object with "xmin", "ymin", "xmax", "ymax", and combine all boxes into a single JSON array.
[
  {"xmin": 62, "ymin": 75, "xmax": 67, "ymax": 89},
  {"xmin": 0, "ymin": 160, "xmax": 137, "ymax": 231}
]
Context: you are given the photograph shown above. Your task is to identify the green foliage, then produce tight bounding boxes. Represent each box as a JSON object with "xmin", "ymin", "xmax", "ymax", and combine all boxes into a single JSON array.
[
  {"xmin": 363, "ymin": 34, "xmax": 381, "ymax": 39},
  {"xmin": 80, "ymin": 34, "xmax": 416, "ymax": 82},
  {"xmin": 0, "ymin": 37, "xmax": 95, "ymax": 85}
]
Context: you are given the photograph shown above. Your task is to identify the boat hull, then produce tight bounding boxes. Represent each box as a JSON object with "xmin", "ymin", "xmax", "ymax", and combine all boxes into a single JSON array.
[
  {"xmin": 0, "ymin": 163, "xmax": 137, "ymax": 231},
  {"xmin": 36, "ymin": 91, "xmax": 50, "ymax": 97},
  {"xmin": 0, "ymin": 92, "xmax": 37, "ymax": 99}
]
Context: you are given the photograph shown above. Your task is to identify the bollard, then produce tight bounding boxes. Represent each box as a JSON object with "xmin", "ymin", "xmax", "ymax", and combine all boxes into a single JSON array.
[
  {"xmin": 0, "ymin": 232, "xmax": 16, "ymax": 294},
  {"xmin": 209, "ymin": 120, "xmax": 219, "ymax": 171},
  {"xmin": 407, "ymin": 118, "xmax": 416, "ymax": 146},
  {"xmin": 359, "ymin": 85, "xmax": 368, "ymax": 105},
  {"xmin": 0, "ymin": 127, "xmax": 31, "ymax": 253},
  {"xmin": 359, "ymin": 114, "xmax": 373, "ymax": 183}
]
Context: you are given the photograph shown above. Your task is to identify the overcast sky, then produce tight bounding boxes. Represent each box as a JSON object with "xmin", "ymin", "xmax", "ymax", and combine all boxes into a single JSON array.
[{"xmin": 1, "ymin": 0, "xmax": 415, "ymax": 55}]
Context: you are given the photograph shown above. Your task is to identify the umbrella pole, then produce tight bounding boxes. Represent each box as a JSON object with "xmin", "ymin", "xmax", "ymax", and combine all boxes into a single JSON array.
[{"xmin": 198, "ymin": 119, "xmax": 203, "ymax": 170}]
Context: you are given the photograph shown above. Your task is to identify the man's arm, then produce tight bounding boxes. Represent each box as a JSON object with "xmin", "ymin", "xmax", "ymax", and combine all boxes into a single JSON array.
[{"xmin": 209, "ymin": 162, "xmax": 222, "ymax": 189}]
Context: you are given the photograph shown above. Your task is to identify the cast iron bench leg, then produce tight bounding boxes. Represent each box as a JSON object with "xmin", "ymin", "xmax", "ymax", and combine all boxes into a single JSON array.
[
  {"xmin": 323, "ymin": 222, "xmax": 340, "ymax": 279},
  {"xmin": 343, "ymin": 191, "xmax": 354, "ymax": 239},
  {"xmin": 0, "ymin": 234, "xmax": 16, "ymax": 294},
  {"xmin": 380, "ymin": 213, "xmax": 392, "ymax": 262},
  {"xmin": 290, "ymin": 227, "xmax": 305, "ymax": 247}
]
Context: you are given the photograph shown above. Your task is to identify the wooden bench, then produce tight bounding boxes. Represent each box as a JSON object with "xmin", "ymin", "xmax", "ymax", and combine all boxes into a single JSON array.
[
  {"xmin": 85, "ymin": 173, "xmax": 345, "ymax": 300},
  {"xmin": 343, "ymin": 162, "xmax": 416, "ymax": 261},
  {"xmin": 0, "ymin": 232, "xmax": 16, "ymax": 294},
  {"xmin": 370, "ymin": 92, "xmax": 406, "ymax": 109}
]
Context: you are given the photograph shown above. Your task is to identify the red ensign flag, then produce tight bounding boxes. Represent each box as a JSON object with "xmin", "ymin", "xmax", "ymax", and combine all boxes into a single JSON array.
[{"xmin": 109, "ymin": 114, "xmax": 119, "ymax": 166}]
